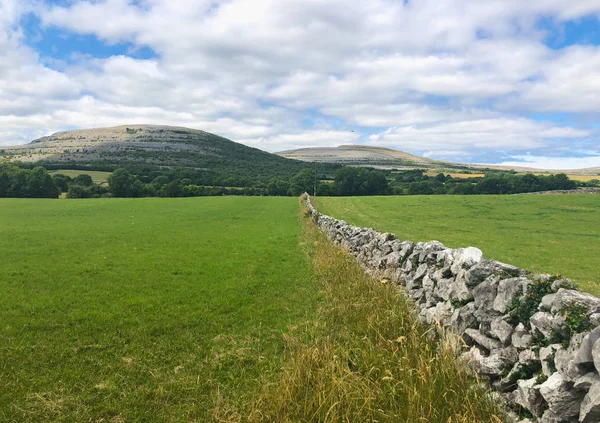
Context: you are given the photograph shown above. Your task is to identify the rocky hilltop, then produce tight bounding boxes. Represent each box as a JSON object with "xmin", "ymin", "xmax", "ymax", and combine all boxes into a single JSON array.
[
  {"xmin": 0, "ymin": 125, "xmax": 284, "ymax": 169},
  {"xmin": 278, "ymin": 145, "xmax": 446, "ymax": 168}
]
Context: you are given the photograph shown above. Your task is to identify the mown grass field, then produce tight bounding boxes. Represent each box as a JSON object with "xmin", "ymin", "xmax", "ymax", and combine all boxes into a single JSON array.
[
  {"xmin": 313, "ymin": 195, "xmax": 600, "ymax": 295},
  {"xmin": 0, "ymin": 197, "xmax": 319, "ymax": 422},
  {"xmin": 49, "ymin": 169, "xmax": 112, "ymax": 184},
  {"xmin": 0, "ymin": 196, "xmax": 504, "ymax": 423}
]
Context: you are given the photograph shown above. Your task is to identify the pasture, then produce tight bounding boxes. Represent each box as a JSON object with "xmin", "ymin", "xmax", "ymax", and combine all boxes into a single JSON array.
[
  {"xmin": 0, "ymin": 196, "xmax": 504, "ymax": 422},
  {"xmin": 0, "ymin": 197, "xmax": 318, "ymax": 422},
  {"xmin": 49, "ymin": 169, "xmax": 112, "ymax": 184},
  {"xmin": 313, "ymin": 194, "xmax": 600, "ymax": 295}
]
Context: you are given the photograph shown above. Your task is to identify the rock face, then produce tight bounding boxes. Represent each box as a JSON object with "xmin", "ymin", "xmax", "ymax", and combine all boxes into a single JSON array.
[{"xmin": 305, "ymin": 194, "xmax": 600, "ymax": 422}]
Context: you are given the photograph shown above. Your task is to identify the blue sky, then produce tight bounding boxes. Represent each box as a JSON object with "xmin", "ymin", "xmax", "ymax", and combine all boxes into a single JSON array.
[{"xmin": 1, "ymin": 0, "xmax": 600, "ymax": 169}]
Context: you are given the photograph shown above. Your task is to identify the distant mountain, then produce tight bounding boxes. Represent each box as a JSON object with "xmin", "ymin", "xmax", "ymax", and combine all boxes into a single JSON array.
[
  {"xmin": 278, "ymin": 145, "xmax": 600, "ymax": 176},
  {"xmin": 278, "ymin": 145, "xmax": 447, "ymax": 168},
  {"xmin": 0, "ymin": 125, "xmax": 316, "ymax": 181}
]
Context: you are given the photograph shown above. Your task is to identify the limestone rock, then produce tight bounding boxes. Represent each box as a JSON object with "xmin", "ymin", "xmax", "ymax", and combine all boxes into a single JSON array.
[
  {"xmin": 530, "ymin": 312, "xmax": 555, "ymax": 338},
  {"xmin": 465, "ymin": 328, "xmax": 502, "ymax": 352},
  {"xmin": 541, "ymin": 293, "xmax": 556, "ymax": 312},
  {"xmin": 514, "ymin": 377, "xmax": 545, "ymax": 417},
  {"xmin": 574, "ymin": 327, "xmax": 600, "ymax": 365},
  {"xmin": 450, "ymin": 246, "xmax": 483, "ymax": 274},
  {"xmin": 465, "ymin": 259, "xmax": 522, "ymax": 287},
  {"xmin": 491, "ymin": 317, "xmax": 515, "ymax": 345},
  {"xmin": 473, "ymin": 276, "xmax": 499, "ymax": 311},
  {"xmin": 574, "ymin": 372, "xmax": 600, "ymax": 391},
  {"xmin": 540, "ymin": 345, "xmax": 562, "ymax": 377},
  {"xmin": 512, "ymin": 323, "xmax": 533, "ymax": 349},
  {"xmin": 592, "ymin": 337, "xmax": 600, "ymax": 374},
  {"xmin": 465, "ymin": 346, "xmax": 518, "ymax": 377},
  {"xmin": 539, "ymin": 373, "xmax": 585, "ymax": 419},
  {"xmin": 580, "ymin": 382, "xmax": 600, "ymax": 422},
  {"xmin": 450, "ymin": 302, "xmax": 478, "ymax": 334},
  {"xmin": 494, "ymin": 277, "xmax": 529, "ymax": 313},
  {"xmin": 550, "ymin": 289, "xmax": 600, "ymax": 314}
]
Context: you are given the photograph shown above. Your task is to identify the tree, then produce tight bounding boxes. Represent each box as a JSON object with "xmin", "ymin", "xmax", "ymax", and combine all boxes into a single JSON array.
[
  {"xmin": 67, "ymin": 184, "xmax": 92, "ymax": 199},
  {"xmin": 25, "ymin": 166, "xmax": 59, "ymax": 198},
  {"xmin": 288, "ymin": 169, "xmax": 315, "ymax": 196},
  {"xmin": 108, "ymin": 168, "xmax": 134, "ymax": 197},
  {"xmin": 0, "ymin": 171, "xmax": 9, "ymax": 197},
  {"xmin": 164, "ymin": 179, "xmax": 184, "ymax": 197},
  {"xmin": 52, "ymin": 174, "xmax": 72, "ymax": 192},
  {"xmin": 73, "ymin": 174, "xmax": 93, "ymax": 187}
]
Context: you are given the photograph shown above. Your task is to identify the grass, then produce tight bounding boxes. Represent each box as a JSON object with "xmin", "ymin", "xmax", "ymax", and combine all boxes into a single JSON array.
[
  {"xmin": 49, "ymin": 169, "xmax": 112, "ymax": 184},
  {"xmin": 0, "ymin": 197, "xmax": 319, "ymax": 422},
  {"xmin": 313, "ymin": 195, "xmax": 600, "ymax": 295},
  {"xmin": 1, "ymin": 196, "xmax": 507, "ymax": 422},
  {"xmin": 249, "ymin": 202, "xmax": 503, "ymax": 422}
]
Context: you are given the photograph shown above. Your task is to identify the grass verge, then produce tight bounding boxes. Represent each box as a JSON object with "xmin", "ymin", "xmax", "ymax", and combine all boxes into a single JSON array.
[{"xmin": 249, "ymin": 200, "xmax": 503, "ymax": 423}]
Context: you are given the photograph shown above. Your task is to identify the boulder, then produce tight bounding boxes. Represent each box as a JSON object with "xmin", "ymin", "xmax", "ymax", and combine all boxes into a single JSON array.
[
  {"xmin": 539, "ymin": 373, "xmax": 585, "ymax": 420},
  {"xmin": 540, "ymin": 293, "xmax": 556, "ymax": 312},
  {"xmin": 494, "ymin": 277, "xmax": 530, "ymax": 313},
  {"xmin": 519, "ymin": 349, "xmax": 539, "ymax": 365},
  {"xmin": 551, "ymin": 278, "xmax": 576, "ymax": 292},
  {"xmin": 574, "ymin": 372, "xmax": 600, "ymax": 391},
  {"xmin": 574, "ymin": 327, "xmax": 600, "ymax": 365},
  {"xmin": 450, "ymin": 247, "xmax": 483, "ymax": 274},
  {"xmin": 592, "ymin": 337, "xmax": 600, "ymax": 374},
  {"xmin": 512, "ymin": 323, "xmax": 533, "ymax": 349},
  {"xmin": 420, "ymin": 301, "xmax": 454, "ymax": 326},
  {"xmin": 514, "ymin": 377, "xmax": 546, "ymax": 417},
  {"xmin": 490, "ymin": 317, "xmax": 515, "ymax": 345},
  {"xmin": 473, "ymin": 276, "xmax": 499, "ymax": 311},
  {"xmin": 465, "ymin": 328, "xmax": 502, "ymax": 352},
  {"xmin": 450, "ymin": 302, "xmax": 478, "ymax": 334},
  {"xmin": 465, "ymin": 259, "xmax": 522, "ymax": 287},
  {"xmin": 530, "ymin": 312, "xmax": 555, "ymax": 338},
  {"xmin": 383, "ymin": 251, "xmax": 402, "ymax": 269},
  {"xmin": 550, "ymin": 289, "xmax": 600, "ymax": 314},
  {"xmin": 540, "ymin": 345, "xmax": 562, "ymax": 377},
  {"xmin": 465, "ymin": 346, "xmax": 518, "ymax": 377},
  {"xmin": 557, "ymin": 333, "xmax": 590, "ymax": 382},
  {"xmin": 580, "ymin": 382, "xmax": 600, "ymax": 422},
  {"xmin": 422, "ymin": 275, "xmax": 436, "ymax": 293}
]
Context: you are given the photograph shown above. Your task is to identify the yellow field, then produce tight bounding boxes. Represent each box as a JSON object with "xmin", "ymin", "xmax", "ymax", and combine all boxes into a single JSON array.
[
  {"xmin": 424, "ymin": 171, "xmax": 485, "ymax": 179},
  {"xmin": 49, "ymin": 169, "xmax": 112, "ymax": 184}
]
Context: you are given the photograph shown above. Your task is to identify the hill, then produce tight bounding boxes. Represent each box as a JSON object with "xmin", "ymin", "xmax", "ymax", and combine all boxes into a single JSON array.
[
  {"xmin": 278, "ymin": 145, "xmax": 600, "ymax": 176},
  {"xmin": 278, "ymin": 145, "xmax": 448, "ymax": 168},
  {"xmin": 0, "ymin": 125, "xmax": 319, "ymax": 182}
]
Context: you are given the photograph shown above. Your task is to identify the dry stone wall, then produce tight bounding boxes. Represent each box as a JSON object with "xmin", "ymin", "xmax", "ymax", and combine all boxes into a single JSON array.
[{"xmin": 305, "ymin": 194, "xmax": 600, "ymax": 423}]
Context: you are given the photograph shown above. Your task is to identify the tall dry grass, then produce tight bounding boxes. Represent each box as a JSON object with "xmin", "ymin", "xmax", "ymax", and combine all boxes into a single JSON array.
[{"xmin": 248, "ymin": 202, "xmax": 504, "ymax": 423}]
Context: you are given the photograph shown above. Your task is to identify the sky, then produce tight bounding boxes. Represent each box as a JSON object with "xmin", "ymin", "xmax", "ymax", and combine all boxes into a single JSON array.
[{"xmin": 1, "ymin": 0, "xmax": 600, "ymax": 169}]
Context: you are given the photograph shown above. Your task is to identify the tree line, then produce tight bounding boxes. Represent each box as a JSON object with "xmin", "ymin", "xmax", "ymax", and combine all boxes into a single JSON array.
[{"xmin": 0, "ymin": 163, "xmax": 590, "ymax": 199}]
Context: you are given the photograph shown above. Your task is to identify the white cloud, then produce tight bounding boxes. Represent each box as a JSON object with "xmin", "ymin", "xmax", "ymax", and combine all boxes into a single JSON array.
[
  {"xmin": 500, "ymin": 155, "xmax": 600, "ymax": 170},
  {"xmin": 367, "ymin": 117, "xmax": 590, "ymax": 157},
  {"xmin": 0, "ymin": 0, "xmax": 598, "ymax": 163}
]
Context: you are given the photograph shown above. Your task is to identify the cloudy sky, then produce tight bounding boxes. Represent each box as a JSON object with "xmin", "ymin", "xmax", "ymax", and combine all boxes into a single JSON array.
[{"xmin": 1, "ymin": 0, "xmax": 600, "ymax": 168}]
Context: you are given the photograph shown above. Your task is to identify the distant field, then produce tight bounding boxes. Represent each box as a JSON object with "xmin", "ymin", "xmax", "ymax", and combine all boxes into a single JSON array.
[
  {"xmin": 49, "ymin": 169, "xmax": 112, "ymax": 184},
  {"xmin": 313, "ymin": 195, "xmax": 600, "ymax": 295},
  {"xmin": 424, "ymin": 171, "xmax": 486, "ymax": 179},
  {"xmin": 566, "ymin": 175, "xmax": 600, "ymax": 182},
  {"xmin": 0, "ymin": 197, "xmax": 318, "ymax": 422}
]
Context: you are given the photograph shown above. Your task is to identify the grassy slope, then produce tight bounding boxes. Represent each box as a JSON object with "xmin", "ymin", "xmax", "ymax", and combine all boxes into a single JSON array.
[
  {"xmin": 313, "ymin": 195, "xmax": 600, "ymax": 295},
  {"xmin": 0, "ymin": 197, "xmax": 318, "ymax": 422}
]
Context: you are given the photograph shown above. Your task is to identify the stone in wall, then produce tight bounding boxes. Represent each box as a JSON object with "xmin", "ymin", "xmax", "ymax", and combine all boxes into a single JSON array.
[{"xmin": 304, "ymin": 194, "xmax": 600, "ymax": 423}]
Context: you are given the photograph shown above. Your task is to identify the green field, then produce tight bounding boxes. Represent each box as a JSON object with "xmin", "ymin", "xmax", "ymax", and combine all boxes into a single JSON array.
[
  {"xmin": 0, "ymin": 197, "xmax": 318, "ymax": 422},
  {"xmin": 313, "ymin": 195, "xmax": 600, "ymax": 295},
  {"xmin": 49, "ymin": 169, "xmax": 112, "ymax": 184}
]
